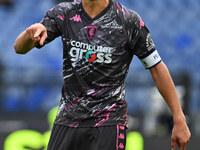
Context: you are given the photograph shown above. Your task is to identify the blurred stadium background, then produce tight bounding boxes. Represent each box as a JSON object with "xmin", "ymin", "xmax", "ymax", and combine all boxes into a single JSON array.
[{"xmin": 0, "ymin": 0, "xmax": 200, "ymax": 149}]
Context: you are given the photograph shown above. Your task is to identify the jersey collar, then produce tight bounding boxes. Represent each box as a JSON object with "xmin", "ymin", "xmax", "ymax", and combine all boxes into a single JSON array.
[{"xmin": 80, "ymin": 0, "xmax": 113, "ymax": 21}]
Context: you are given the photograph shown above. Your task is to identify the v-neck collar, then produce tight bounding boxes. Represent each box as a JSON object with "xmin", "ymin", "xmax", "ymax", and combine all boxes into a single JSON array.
[{"xmin": 80, "ymin": 0, "xmax": 113, "ymax": 21}]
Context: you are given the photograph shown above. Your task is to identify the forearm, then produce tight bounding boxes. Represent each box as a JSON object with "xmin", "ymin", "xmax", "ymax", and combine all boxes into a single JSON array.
[
  {"xmin": 14, "ymin": 30, "xmax": 36, "ymax": 54},
  {"xmin": 150, "ymin": 62, "xmax": 185, "ymax": 122}
]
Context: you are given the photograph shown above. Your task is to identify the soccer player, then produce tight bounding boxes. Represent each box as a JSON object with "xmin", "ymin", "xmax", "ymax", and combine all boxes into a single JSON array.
[{"xmin": 14, "ymin": 0, "xmax": 191, "ymax": 149}]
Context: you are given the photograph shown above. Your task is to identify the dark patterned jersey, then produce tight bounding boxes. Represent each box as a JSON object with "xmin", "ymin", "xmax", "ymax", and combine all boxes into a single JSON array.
[{"xmin": 37, "ymin": 0, "xmax": 161, "ymax": 127}]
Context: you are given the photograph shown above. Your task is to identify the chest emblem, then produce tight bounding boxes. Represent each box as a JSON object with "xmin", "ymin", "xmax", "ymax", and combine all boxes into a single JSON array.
[{"xmin": 87, "ymin": 25, "xmax": 98, "ymax": 40}]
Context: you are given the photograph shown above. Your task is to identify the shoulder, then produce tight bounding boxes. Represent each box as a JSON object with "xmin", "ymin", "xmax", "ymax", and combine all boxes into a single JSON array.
[
  {"xmin": 50, "ymin": 1, "xmax": 80, "ymax": 14},
  {"xmin": 113, "ymin": 2, "xmax": 141, "ymax": 28},
  {"xmin": 45, "ymin": 1, "xmax": 81, "ymax": 21}
]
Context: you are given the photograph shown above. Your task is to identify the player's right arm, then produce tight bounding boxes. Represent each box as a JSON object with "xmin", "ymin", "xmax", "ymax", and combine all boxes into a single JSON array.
[{"xmin": 14, "ymin": 23, "xmax": 47, "ymax": 54}]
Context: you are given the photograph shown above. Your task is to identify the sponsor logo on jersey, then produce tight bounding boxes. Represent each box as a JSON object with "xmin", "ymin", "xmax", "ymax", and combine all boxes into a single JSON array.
[
  {"xmin": 87, "ymin": 25, "xmax": 98, "ymax": 40},
  {"xmin": 70, "ymin": 14, "xmax": 82, "ymax": 22},
  {"xmin": 69, "ymin": 40, "xmax": 113, "ymax": 63},
  {"xmin": 101, "ymin": 20, "xmax": 123, "ymax": 29},
  {"xmin": 86, "ymin": 51, "xmax": 97, "ymax": 62},
  {"xmin": 146, "ymin": 33, "xmax": 155, "ymax": 51}
]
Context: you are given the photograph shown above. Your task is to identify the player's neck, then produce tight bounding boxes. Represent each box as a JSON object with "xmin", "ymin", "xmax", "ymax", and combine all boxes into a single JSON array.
[{"xmin": 82, "ymin": 0, "xmax": 110, "ymax": 19}]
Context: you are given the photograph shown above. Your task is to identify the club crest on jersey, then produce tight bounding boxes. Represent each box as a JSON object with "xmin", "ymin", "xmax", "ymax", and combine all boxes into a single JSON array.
[{"xmin": 87, "ymin": 25, "xmax": 98, "ymax": 40}]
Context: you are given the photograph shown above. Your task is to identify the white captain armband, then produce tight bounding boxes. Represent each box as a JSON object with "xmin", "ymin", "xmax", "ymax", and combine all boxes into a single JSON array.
[{"xmin": 140, "ymin": 50, "xmax": 162, "ymax": 69}]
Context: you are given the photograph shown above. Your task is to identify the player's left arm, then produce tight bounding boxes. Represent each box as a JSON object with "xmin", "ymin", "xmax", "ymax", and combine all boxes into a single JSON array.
[
  {"xmin": 150, "ymin": 61, "xmax": 191, "ymax": 150},
  {"xmin": 129, "ymin": 12, "xmax": 191, "ymax": 149}
]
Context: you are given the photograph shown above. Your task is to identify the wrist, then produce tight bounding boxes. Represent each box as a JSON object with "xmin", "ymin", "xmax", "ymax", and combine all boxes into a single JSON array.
[{"xmin": 173, "ymin": 113, "xmax": 186, "ymax": 124}]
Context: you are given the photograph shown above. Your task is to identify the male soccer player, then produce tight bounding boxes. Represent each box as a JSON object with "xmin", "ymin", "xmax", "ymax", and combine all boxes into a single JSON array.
[{"xmin": 14, "ymin": 0, "xmax": 191, "ymax": 149}]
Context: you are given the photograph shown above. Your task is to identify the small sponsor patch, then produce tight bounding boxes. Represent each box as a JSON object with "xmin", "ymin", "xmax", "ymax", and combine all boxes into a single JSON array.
[
  {"xmin": 101, "ymin": 20, "xmax": 123, "ymax": 29},
  {"xmin": 146, "ymin": 33, "xmax": 155, "ymax": 51}
]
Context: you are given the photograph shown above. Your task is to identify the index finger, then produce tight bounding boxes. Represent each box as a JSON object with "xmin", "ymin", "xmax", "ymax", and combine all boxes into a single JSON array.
[{"xmin": 34, "ymin": 28, "xmax": 42, "ymax": 38}]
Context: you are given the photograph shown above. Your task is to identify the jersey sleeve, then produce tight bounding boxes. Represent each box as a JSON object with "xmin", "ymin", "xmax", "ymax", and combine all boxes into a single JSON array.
[
  {"xmin": 129, "ymin": 12, "xmax": 162, "ymax": 69},
  {"xmin": 36, "ymin": 3, "xmax": 65, "ymax": 48}
]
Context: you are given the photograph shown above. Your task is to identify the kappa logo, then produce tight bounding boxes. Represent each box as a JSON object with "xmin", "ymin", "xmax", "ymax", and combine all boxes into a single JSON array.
[
  {"xmin": 119, "ymin": 143, "xmax": 125, "ymax": 149},
  {"xmin": 70, "ymin": 14, "xmax": 82, "ymax": 22},
  {"xmin": 101, "ymin": 20, "xmax": 123, "ymax": 29},
  {"xmin": 87, "ymin": 25, "xmax": 98, "ymax": 40}
]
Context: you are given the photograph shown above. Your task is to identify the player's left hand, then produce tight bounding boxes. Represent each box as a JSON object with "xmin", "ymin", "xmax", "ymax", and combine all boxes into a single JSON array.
[{"xmin": 171, "ymin": 117, "xmax": 191, "ymax": 150}]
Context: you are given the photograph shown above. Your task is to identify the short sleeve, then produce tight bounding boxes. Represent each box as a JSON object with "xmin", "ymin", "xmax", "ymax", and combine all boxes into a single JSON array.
[
  {"xmin": 36, "ymin": 3, "xmax": 65, "ymax": 48},
  {"xmin": 129, "ymin": 13, "xmax": 162, "ymax": 69}
]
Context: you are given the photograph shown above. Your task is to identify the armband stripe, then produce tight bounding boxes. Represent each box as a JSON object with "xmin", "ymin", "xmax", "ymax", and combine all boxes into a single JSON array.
[{"xmin": 140, "ymin": 50, "xmax": 161, "ymax": 69}]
